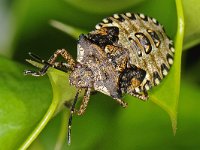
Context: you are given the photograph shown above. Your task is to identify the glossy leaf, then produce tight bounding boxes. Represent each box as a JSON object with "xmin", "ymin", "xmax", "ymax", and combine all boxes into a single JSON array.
[
  {"xmin": 19, "ymin": 60, "xmax": 84, "ymax": 149},
  {"xmin": 0, "ymin": 57, "xmax": 52, "ymax": 149}
]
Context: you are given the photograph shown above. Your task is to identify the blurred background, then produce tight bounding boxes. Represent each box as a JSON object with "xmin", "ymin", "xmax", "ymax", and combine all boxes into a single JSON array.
[{"xmin": 0, "ymin": 0, "xmax": 200, "ymax": 150}]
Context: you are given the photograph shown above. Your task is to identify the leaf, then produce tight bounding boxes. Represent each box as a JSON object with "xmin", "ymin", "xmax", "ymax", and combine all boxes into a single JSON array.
[
  {"xmin": 182, "ymin": 0, "xmax": 200, "ymax": 50},
  {"xmin": 19, "ymin": 60, "xmax": 84, "ymax": 149},
  {"xmin": 150, "ymin": 0, "xmax": 184, "ymax": 134},
  {"xmin": 65, "ymin": 0, "xmax": 145, "ymax": 14},
  {"xmin": 50, "ymin": 20, "xmax": 87, "ymax": 39},
  {"xmin": 0, "ymin": 57, "xmax": 52, "ymax": 149},
  {"xmin": 29, "ymin": 110, "xmax": 68, "ymax": 150},
  {"xmin": 100, "ymin": 80, "xmax": 200, "ymax": 150},
  {"xmin": 29, "ymin": 80, "xmax": 200, "ymax": 150}
]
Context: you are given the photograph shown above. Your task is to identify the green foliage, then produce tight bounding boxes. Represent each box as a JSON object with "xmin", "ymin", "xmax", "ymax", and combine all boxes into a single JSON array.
[
  {"xmin": 183, "ymin": 0, "xmax": 200, "ymax": 50},
  {"xmin": 0, "ymin": 0, "xmax": 199, "ymax": 149},
  {"xmin": 0, "ymin": 57, "xmax": 52, "ymax": 149}
]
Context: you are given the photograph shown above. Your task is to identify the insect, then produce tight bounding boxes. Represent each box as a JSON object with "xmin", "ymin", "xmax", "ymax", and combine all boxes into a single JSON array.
[{"xmin": 24, "ymin": 12, "xmax": 174, "ymax": 144}]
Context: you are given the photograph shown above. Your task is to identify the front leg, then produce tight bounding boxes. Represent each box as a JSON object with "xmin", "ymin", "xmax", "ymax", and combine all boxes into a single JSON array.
[
  {"xmin": 24, "ymin": 49, "xmax": 75, "ymax": 76},
  {"xmin": 48, "ymin": 49, "xmax": 75, "ymax": 70}
]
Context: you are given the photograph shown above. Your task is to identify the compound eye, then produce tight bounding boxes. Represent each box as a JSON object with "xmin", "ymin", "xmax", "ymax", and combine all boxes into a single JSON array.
[{"xmin": 75, "ymin": 63, "xmax": 82, "ymax": 68}]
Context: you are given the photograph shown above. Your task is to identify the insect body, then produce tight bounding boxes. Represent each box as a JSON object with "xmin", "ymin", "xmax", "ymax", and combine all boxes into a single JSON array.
[{"xmin": 24, "ymin": 13, "xmax": 174, "ymax": 144}]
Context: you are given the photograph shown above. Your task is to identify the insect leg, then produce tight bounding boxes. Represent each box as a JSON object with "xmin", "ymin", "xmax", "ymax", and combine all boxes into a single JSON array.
[
  {"xmin": 114, "ymin": 98, "xmax": 128, "ymax": 108},
  {"xmin": 25, "ymin": 49, "xmax": 75, "ymax": 76},
  {"xmin": 28, "ymin": 52, "xmax": 47, "ymax": 63},
  {"xmin": 24, "ymin": 65, "xmax": 50, "ymax": 76},
  {"xmin": 68, "ymin": 89, "xmax": 81, "ymax": 145},
  {"xmin": 77, "ymin": 88, "xmax": 91, "ymax": 116},
  {"xmin": 131, "ymin": 90, "xmax": 149, "ymax": 101},
  {"xmin": 23, "ymin": 52, "xmax": 50, "ymax": 76},
  {"xmin": 47, "ymin": 49, "xmax": 75, "ymax": 69},
  {"xmin": 53, "ymin": 62, "xmax": 72, "ymax": 69}
]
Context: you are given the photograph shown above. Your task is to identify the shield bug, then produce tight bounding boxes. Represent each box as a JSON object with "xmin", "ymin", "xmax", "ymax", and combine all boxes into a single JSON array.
[{"xmin": 24, "ymin": 12, "xmax": 174, "ymax": 144}]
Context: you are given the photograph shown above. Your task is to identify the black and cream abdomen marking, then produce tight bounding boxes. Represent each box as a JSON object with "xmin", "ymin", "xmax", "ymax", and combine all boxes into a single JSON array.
[{"xmin": 91, "ymin": 13, "xmax": 174, "ymax": 99}]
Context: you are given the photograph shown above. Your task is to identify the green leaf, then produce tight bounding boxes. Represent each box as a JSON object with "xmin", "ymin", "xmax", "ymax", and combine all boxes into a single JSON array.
[
  {"xmin": 29, "ymin": 79, "xmax": 200, "ymax": 150},
  {"xmin": 29, "ymin": 110, "xmax": 68, "ymax": 150},
  {"xmin": 150, "ymin": 0, "xmax": 184, "ymax": 134},
  {"xmin": 0, "ymin": 57, "xmax": 52, "ymax": 149},
  {"xmin": 50, "ymin": 20, "xmax": 87, "ymax": 39},
  {"xmin": 19, "ymin": 61, "xmax": 84, "ymax": 149},
  {"xmin": 183, "ymin": 0, "xmax": 200, "ymax": 50},
  {"xmin": 65, "ymin": 0, "xmax": 145, "ymax": 14}
]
